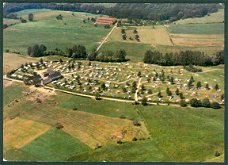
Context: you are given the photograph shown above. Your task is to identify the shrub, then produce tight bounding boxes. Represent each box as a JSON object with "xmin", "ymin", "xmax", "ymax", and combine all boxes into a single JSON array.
[
  {"xmin": 214, "ymin": 151, "xmax": 221, "ymax": 157},
  {"xmin": 117, "ymin": 140, "xmax": 123, "ymax": 144},
  {"xmin": 189, "ymin": 98, "xmax": 202, "ymax": 107},
  {"xmin": 133, "ymin": 120, "xmax": 141, "ymax": 126},
  {"xmin": 132, "ymin": 137, "xmax": 138, "ymax": 141},
  {"xmin": 55, "ymin": 122, "xmax": 64, "ymax": 129},
  {"xmin": 211, "ymin": 102, "xmax": 221, "ymax": 109},
  {"xmin": 180, "ymin": 99, "xmax": 187, "ymax": 107},
  {"xmin": 202, "ymin": 98, "xmax": 211, "ymax": 108}
]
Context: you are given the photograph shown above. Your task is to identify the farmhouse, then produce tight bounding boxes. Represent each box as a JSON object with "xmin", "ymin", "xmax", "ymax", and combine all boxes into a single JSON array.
[
  {"xmin": 41, "ymin": 69, "xmax": 62, "ymax": 85},
  {"xmin": 95, "ymin": 17, "xmax": 117, "ymax": 25}
]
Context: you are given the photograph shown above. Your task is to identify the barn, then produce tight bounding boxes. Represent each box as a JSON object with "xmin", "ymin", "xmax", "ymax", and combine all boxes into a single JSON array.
[{"xmin": 95, "ymin": 17, "xmax": 117, "ymax": 25}]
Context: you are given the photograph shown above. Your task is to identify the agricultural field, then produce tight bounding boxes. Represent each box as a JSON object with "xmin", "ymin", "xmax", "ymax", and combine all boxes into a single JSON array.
[
  {"xmin": 3, "ymin": 53, "xmax": 38, "ymax": 74},
  {"xmin": 3, "ymin": 81, "xmax": 224, "ymax": 162},
  {"xmin": 3, "ymin": 9, "xmax": 112, "ymax": 54},
  {"xmin": 101, "ymin": 9, "xmax": 224, "ymax": 61},
  {"xmin": 3, "ymin": 5, "xmax": 225, "ymax": 163},
  {"xmin": 173, "ymin": 8, "xmax": 224, "ymax": 24}
]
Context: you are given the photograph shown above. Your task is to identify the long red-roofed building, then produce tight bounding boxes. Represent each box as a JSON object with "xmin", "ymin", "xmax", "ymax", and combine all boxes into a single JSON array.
[{"xmin": 95, "ymin": 17, "xmax": 117, "ymax": 25}]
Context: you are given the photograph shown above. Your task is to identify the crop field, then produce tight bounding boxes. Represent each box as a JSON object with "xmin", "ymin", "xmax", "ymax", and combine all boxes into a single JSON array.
[
  {"xmin": 3, "ymin": 117, "xmax": 50, "ymax": 150},
  {"xmin": 168, "ymin": 23, "xmax": 224, "ymax": 34},
  {"xmin": 3, "ymin": 81, "xmax": 224, "ymax": 162},
  {"xmin": 69, "ymin": 105, "xmax": 224, "ymax": 162},
  {"xmin": 3, "ymin": 53, "xmax": 38, "ymax": 74},
  {"xmin": 3, "ymin": 9, "xmax": 111, "ymax": 54},
  {"xmin": 101, "ymin": 9, "xmax": 224, "ymax": 60}
]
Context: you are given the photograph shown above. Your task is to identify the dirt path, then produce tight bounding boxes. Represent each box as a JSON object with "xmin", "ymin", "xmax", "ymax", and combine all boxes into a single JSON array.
[
  {"xmin": 96, "ymin": 23, "xmax": 117, "ymax": 51},
  {"xmin": 135, "ymin": 77, "xmax": 142, "ymax": 102}
]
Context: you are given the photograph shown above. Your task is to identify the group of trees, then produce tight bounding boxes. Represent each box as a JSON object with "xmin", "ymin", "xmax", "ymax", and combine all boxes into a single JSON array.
[
  {"xmin": 95, "ymin": 49, "xmax": 127, "ymax": 62},
  {"xmin": 189, "ymin": 98, "xmax": 221, "ymax": 109},
  {"xmin": 67, "ymin": 45, "xmax": 87, "ymax": 59},
  {"xmin": 143, "ymin": 50, "xmax": 224, "ymax": 66},
  {"xmin": 28, "ymin": 44, "xmax": 47, "ymax": 57},
  {"xmin": 4, "ymin": 3, "xmax": 222, "ymax": 22}
]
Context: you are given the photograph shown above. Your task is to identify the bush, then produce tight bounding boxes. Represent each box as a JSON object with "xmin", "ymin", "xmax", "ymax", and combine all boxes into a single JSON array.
[
  {"xmin": 132, "ymin": 137, "xmax": 138, "ymax": 141},
  {"xmin": 180, "ymin": 99, "xmax": 187, "ymax": 107},
  {"xmin": 202, "ymin": 98, "xmax": 211, "ymax": 108},
  {"xmin": 55, "ymin": 122, "xmax": 64, "ymax": 129},
  {"xmin": 189, "ymin": 98, "xmax": 202, "ymax": 107},
  {"xmin": 133, "ymin": 120, "xmax": 141, "ymax": 126},
  {"xmin": 117, "ymin": 140, "xmax": 123, "ymax": 144},
  {"xmin": 214, "ymin": 151, "xmax": 221, "ymax": 157},
  {"xmin": 211, "ymin": 102, "xmax": 221, "ymax": 109}
]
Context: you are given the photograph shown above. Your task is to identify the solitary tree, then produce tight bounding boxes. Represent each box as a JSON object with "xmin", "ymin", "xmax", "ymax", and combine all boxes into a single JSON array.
[
  {"xmin": 175, "ymin": 88, "xmax": 180, "ymax": 95},
  {"xmin": 196, "ymin": 81, "xmax": 201, "ymax": 89},
  {"xmin": 28, "ymin": 13, "xmax": 34, "ymax": 21},
  {"xmin": 214, "ymin": 84, "xmax": 219, "ymax": 91},
  {"xmin": 141, "ymin": 96, "xmax": 147, "ymax": 106}
]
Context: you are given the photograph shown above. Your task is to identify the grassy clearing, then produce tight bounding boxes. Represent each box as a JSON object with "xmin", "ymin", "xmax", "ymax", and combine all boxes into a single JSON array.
[
  {"xmin": 168, "ymin": 23, "xmax": 224, "ymax": 34},
  {"xmin": 174, "ymin": 9, "xmax": 224, "ymax": 24},
  {"xmin": 4, "ymin": 9, "xmax": 111, "ymax": 54},
  {"xmin": 100, "ymin": 41, "xmax": 153, "ymax": 61},
  {"xmin": 3, "ymin": 117, "xmax": 50, "ymax": 150},
  {"xmin": 20, "ymin": 128, "xmax": 91, "ymax": 161},
  {"xmin": 3, "ymin": 53, "xmax": 38, "ymax": 74}
]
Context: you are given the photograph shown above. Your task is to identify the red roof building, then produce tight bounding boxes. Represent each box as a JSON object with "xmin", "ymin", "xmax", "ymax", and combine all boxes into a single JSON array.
[{"xmin": 95, "ymin": 17, "xmax": 117, "ymax": 25}]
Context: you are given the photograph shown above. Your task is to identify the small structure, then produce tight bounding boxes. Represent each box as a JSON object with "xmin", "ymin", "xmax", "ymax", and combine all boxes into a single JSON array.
[
  {"xmin": 95, "ymin": 17, "xmax": 117, "ymax": 25},
  {"xmin": 41, "ymin": 69, "xmax": 62, "ymax": 85}
]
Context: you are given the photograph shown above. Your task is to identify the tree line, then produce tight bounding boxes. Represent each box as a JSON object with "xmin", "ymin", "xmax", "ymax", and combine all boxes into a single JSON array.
[
  {"xmin": 27, "ymin": 44, "xmax": 127, "ymax": 62},
  {"xmin": 4, "ymin": 3, "xmax": 222, "ymax": 22},
  {"xmin": 143, "ymin": 50, "xmax": 224, "ymax": 66}
]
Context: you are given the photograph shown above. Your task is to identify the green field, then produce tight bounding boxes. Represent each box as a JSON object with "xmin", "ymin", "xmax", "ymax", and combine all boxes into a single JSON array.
[
  {"xmin": 99, "ymin": 41, "xmax": 153, "ymax": 62},
  {"xmin": 20, "ymin": 128, "xmax": 91, "ymax": 161},
  {"xmin": 173, "ymin": 9, "xmax": 224, "ymax": 24},
  {"xmin": 168, "ymin": 23, "xmax": 224, "ymax": 34},
  {"xmin": 68, "ymin": 105, "xmax": 224, "ymax": 162},
  {"xmin": 3, "ymin": 9, "xmax": 111, "ymax": 54},
  {"xmin": 3, "ymin": 83, "xmax": 26, "ymax": 106},
  {"xmin": 3, "ymin": 81, "xmax": 224, "ymax": 162}
]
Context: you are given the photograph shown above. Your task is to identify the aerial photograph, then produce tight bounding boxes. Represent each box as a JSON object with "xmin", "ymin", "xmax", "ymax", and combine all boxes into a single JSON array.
[{"xmin": 3, "ymin": 3, "xmax": 224, "ymax": 162}]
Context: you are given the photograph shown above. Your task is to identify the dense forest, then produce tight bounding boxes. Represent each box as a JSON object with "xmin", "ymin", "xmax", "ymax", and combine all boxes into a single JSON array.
[{"xmin": 3, "ymin": 3, "xmax": 222, "ymax": 21}]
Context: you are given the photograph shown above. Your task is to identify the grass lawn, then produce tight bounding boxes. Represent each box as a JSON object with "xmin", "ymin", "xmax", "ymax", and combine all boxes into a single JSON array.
[
  {"xmin": 3, "ymin": 9, "xmax": 111, "ymax": 54},
  {"xmin": 168, "ymin": 23, "xmax": 224, "ymax": 34},
  {"xmin": 99, "ymin": 41, "xmax": 153, "ymax": 62},
  {"xmin": 20, "ymin": 128, "xmax": 91, "ymax": 161}
]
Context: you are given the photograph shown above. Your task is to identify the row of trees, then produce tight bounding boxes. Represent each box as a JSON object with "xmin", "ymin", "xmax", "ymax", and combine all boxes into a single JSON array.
[
  {"xmin": 27, "ymin": 44, "xmax": 127, "ymax": 62},
  {"xmin": 143, "ymin": 50, "xmax": 224, "ymax": 66}
]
